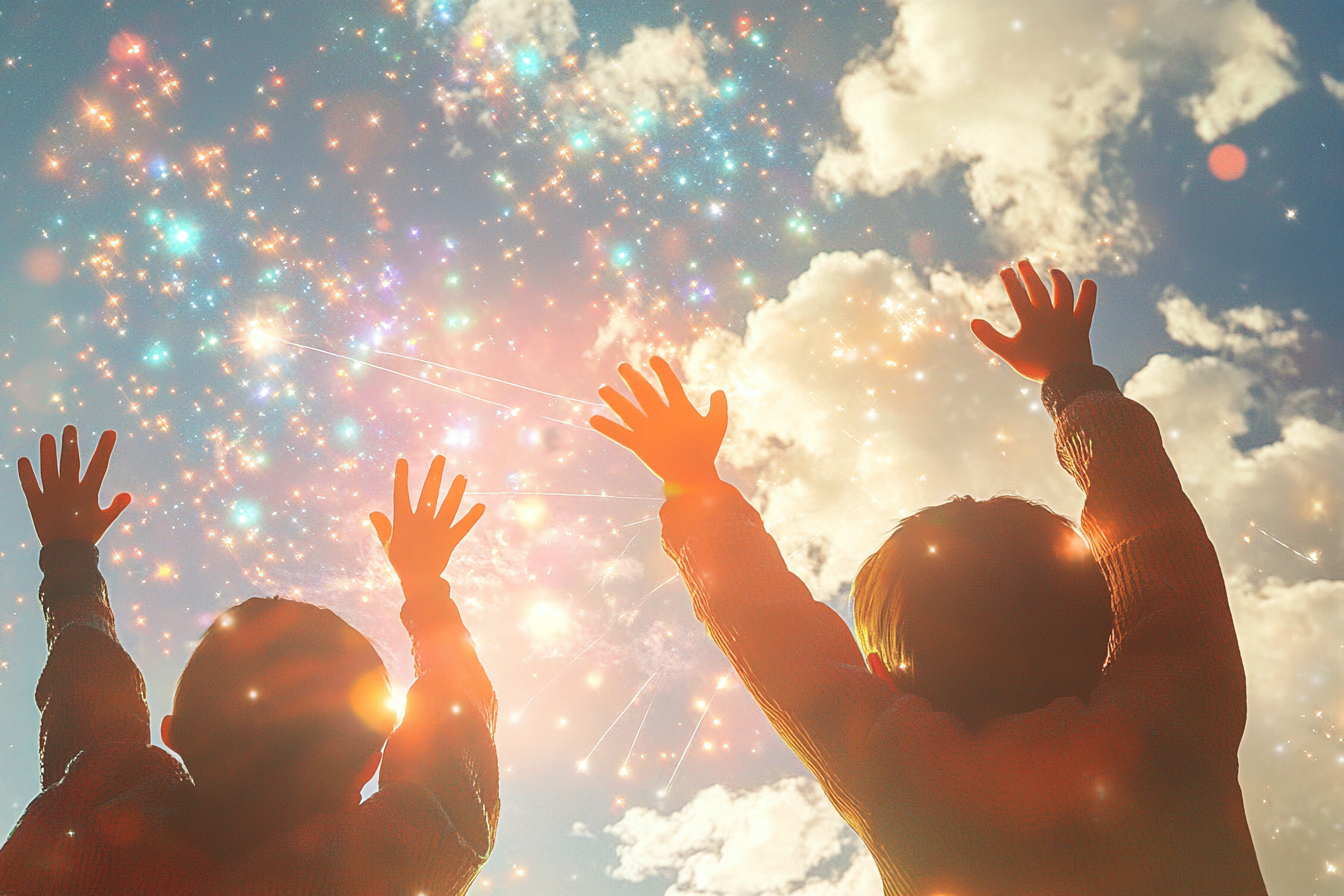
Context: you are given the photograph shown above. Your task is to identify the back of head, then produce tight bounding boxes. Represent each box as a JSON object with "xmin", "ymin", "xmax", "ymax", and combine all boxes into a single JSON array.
[
  {"xmin": 853, "ymin": 496, "xmax": 1112, "ymax": 727},
  {"xmin": 170, "ymin": 597, "xmax": 396, "ymax": 837}
]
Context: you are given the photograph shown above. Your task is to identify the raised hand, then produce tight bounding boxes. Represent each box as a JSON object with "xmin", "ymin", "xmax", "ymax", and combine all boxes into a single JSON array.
[
  {"xmin": 590, "ymin": 356, "xmax": 728, "ymax": 497},
  {"xmin": 970, "ymin": 260, "xmax": 1097, "ymax": 383},
  {"xmin": 17, "ymin": 426, "xmax": 133, "ymax": 546},
  {"xmin": 370, "ymin": 456, "xmax": 485, "ymax": 589}
]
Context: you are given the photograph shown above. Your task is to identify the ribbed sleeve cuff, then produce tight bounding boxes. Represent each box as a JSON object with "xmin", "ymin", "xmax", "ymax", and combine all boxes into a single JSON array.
[
  {"xmin": 39, "ymin": 540, "xmax": 100, "ymax": 576},
  {"xmin": 659, "ymin": 480, "xmax": 759, "ymax": 552},
  {"xmin": 1041, "ymin": 364, "xmax": 1120, "ymax": 420}
]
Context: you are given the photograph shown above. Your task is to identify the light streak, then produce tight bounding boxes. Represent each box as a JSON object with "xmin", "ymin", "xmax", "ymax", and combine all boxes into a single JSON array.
[
  {"xmin": 659, "ymin": 680, "xmax": 724, "ymax": 798},
  {"xmin": 375, "ymin": 348, "xmax": 603, "ymax": 407},
  {"xmin": 280, "ymin": 339, "xmax": 589, "ymax": 430},
  {"xmin": 1248, "ymin": 521, "xmax": 1320, "ymax": 565},
  {"xmin": 510, "ymin": 574, "xmax": 680, "ymax": 720},
  {"xmin": 619, "ymin": 694, "xmax": 656, "ymax": 777},
  {"xmin": 577, "ymin": 671, "xmax": 658, "ymax": 772}
]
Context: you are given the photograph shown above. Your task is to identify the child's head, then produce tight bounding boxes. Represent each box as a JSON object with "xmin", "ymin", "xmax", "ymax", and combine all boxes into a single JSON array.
[
  {"xmin": 853, "ymin": 496, "xmax": 1112, "ymax": 726},
  {"xmin": 163, "ymin": 597, "xmax": 397, "ymax": 822}
]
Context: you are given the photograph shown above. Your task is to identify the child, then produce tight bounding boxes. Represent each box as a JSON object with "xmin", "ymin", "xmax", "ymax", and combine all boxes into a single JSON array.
[
  {"xmin": 0, "ymin": 428, "xmax": 498, "ymax": 895},
  {"xmin": 591, "ymin": 262, "xmax": 1267, "ymax": 895}
]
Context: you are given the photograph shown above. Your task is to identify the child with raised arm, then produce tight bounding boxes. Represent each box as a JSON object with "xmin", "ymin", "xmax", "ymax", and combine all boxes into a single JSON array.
[
  {"xmin": 591, "ymin": 261, "xmax": 1267, "ymax": 895},
  {"xmin": 0, "ymin": 429, "xmax": 498, "ymax": 895}
]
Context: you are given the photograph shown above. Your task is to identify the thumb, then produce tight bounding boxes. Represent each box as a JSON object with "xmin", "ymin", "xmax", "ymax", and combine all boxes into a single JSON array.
[
  {"xmin": 369, "ymin": 511, "xmax": 392, "ymax": 547},
  {"xmin": 104, "ymin": 492, "xmax": 132, "ymax": 524},
  {"xmin": 970, "ymin": 318, "xmax": 1013, "ymax": 359}
]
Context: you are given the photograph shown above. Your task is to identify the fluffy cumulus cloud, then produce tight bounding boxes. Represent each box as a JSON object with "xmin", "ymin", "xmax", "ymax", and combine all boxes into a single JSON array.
[
  {"xmin": 814, "ymin": 0, "xmax": 1298, "ymax": 271},
  {"xmin": 606, "ymin": 777, "xmax": 881, "ymax": 896},
  {"xmin": 683, "ymin": 249, "xmax": 1080, "ymax": 598},
  {"xmin": 659, "ymin": 252, "xmax": 1344, "ymax": 890},
  {"xmin": 1324, "ymin": 72, "xmax": 1344, "ymax": 108},
  {"xmin": 578, "ymin": 22, "xmax": 711, "ymax": 126},
  {"xmin": 456, "ymin": 0, "xmax": 578, "ymax": 57}
]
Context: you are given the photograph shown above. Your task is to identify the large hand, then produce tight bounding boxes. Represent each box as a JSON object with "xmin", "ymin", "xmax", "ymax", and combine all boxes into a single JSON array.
[
  {"xmin": 18, "ymin": 426, "xmax": 133, "ymax": 546},
  {"xmin": 369, "ymin": 456, "xmax": 485, "ymax": 589},
  {"xmin": 590, "ymin": 356, "xmax": 727, "ymax": 497},
  {"xmin": 970, "ymin": 260, "xmax": 1097, "ymax": 383}
]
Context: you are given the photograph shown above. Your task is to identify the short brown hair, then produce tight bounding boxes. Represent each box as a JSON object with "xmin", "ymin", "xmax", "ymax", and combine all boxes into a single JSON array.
[
  {"xmin": 170, "ymin": 597, "xmax": 396, "ymax": 810},
  {"xmin": 853, "ymin": 496, "xmax": 1112, "ymax": 725}
]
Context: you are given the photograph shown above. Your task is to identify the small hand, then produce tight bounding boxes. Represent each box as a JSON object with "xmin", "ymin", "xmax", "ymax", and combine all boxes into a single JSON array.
[
  {"xmin": 17, "ymin": 426, "xmax": 133, "ymax": 546},
  {"xmin": 369, "ymin": 456, "xmax": 485, "ymax": 589},
  {"xmin": 970, "ymin": 260, "xmax": 1097, "ymax": 383},
  {"xmin": 590, "ymin": 356, "xmax": 727, "ymax": 497}
]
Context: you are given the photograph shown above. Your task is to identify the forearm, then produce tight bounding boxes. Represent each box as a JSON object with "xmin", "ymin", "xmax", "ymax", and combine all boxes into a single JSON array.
[
  {"xmin": 34, "ymin": 541, "xmax": 150, "ymax": 786},
  {"xmin": 661, "ymin": 482, "xmax": 881, "ymax": 768},
  {"xmin": 379, "ymin": 577, "xmax": 499, "ymax": 857}
]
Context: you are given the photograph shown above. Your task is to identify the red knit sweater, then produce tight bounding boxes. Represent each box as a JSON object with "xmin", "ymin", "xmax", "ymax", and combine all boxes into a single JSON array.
[
  {"xmin": 0, "ymin": 544, "xmax": 499, "ymax": 895},
  {"xmin": 660, "ymin": 365, "xmax": 1267, "ymax": 895}
]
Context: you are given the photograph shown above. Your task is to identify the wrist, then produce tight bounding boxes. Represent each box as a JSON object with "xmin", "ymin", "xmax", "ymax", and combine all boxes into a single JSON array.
[
  {"xmin": 661, "ymin": 470, "xmax": 725, "ymax": 498},
  {"xmin": 397, "ymin": 572, "xmax": 446, "ymax": 593}
]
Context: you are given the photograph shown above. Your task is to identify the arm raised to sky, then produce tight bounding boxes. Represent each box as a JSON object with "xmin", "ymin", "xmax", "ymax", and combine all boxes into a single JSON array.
[
  {"xmin": 590, "ymin": 359, "xmax": 895, "ymax": 819},
  {"xmin": 16, "ymin": 427, "xmax": 142, "ymax": 788},
  {"xmin": 344, "ymin": 458, "xmax": 499, "ymax": 895}
]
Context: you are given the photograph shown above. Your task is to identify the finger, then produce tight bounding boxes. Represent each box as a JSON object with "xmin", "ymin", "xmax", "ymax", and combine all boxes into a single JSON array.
[
  {"xmin": 417, "ymin": 455, "xmax": 446, "ymax": 514},
  {"xmin": 18, "ymin": 457, "xmax": 41, "ymax": 506},
  {"xmin": 649, "ymin": 356, "xmax": 689, "ymax": 408},
  {"xmin": 102, "ymin": 492, "xmax": 132, "ymax": 525},
  {"xmin": 970, "ymin": 318, "xmax": 1014, "ymax": 358},
  {"xmin": 392, "ymin": 458, "xmax": 411, "ymax": 523},
  {"xmin": 617, "ymin": 363, "xmax": 666, "ymax": 415},
  {"xmin": 369, "ymin": 511, "xmax": 392, "ymax": 546},
  {"xmin": 448, "ymin": 502, "xmax": 486, "ymax": 543},
  {"xmin": 436, "ymin": 474, "xmax": 468, "ymax": 529},
  {"xmin": 589, "ymin": 415, "xmax": 637, "ymax": 450},
  {"xmin": 1049, "ymin": 269, "xmax": 1075, "ymax": 313},
  {"xmin": 998, "ymin": 267, "xmax": 1033, "ymax": 323},
  {"xmin": 707, "ymin": 390, "xmax": 728, "ymax": 442},
  {"xmin": 1018, "ymin": 260, "xmax": 1051, "ymax": 310},
  {"xmin": 597, "ymin": 385, "xmax": 648, "ymax": 430},
  {"xmin": 82, "ymin": 431, "xmax": 117, "ymax": 490},
  {"xmin": 1075, "ymin": 279, "xmax": 1098, "ymax": 332},
  {"xmin": 39, "ymin": 433, "xmax": 58, "ymax": 490},
  {"xmin": 59, "ymin": 426, "xmax": 80, "ymax": 481}
]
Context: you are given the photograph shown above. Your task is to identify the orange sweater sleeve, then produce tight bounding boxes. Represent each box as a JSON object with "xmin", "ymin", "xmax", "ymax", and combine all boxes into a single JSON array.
[
  {"xmin": 33, "ymin": 541, "xmax": 151, "ymax": 788},
  {"xmin": 341, "ymin": 578, "xmax": 499, "ymax": 895},
  {"xmin": 660, "ymin": 482, "xmax": 894, "ymax": 824}
]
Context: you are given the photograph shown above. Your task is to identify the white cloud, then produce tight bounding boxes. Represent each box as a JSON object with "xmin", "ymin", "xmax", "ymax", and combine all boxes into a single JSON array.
[
  {"xmin": 457, "ymin": 0, "xmax": 578, "ymax": 57},
  {"xmin": 606, "ymin": 777, "xmax": 881, "ymax": 896},
  {"xmin": 1324, "ymin": 72, "xmax": 1344, "ymax": 108},
  {"xmin": 579, "ymin": 22, "xmax": 711, "ymax": 126},
  {"xmin": 815, "ymin": 0, "xmax": 1298, "ymax": 271},
  {"xmin": 1158, "ymin": 288, "xmax": 1304, "ymax": 360},
  {"xmin": 682, "ymin": 249, "xmax": 1079, "ymax": 598},
  {"xmin": 1181, "ymin": 1, "xmax": 1299, "ymax": 142}
]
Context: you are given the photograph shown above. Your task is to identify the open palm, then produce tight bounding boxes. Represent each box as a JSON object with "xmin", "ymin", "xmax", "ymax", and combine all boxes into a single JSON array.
[
  {"xmin": 18, "ymin": 426, "xmax": 133, "ymax": 546},
  {"xmin": 970, "ymin": 260, "xmax": 1096, "ymax": 383}
]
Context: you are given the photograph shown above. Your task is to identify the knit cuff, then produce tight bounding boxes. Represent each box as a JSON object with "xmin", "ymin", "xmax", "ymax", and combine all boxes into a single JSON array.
[
  {"xmin": 39, "ymin": 540, "xmax": 100, "ymax": 576},
  {"xmin": 659, "ymin": 479, "xmax": 758, "ymax": 553},
  {"xmin": 1041, "ymin": 364, "xmax": 1120, "ymax": 420}
]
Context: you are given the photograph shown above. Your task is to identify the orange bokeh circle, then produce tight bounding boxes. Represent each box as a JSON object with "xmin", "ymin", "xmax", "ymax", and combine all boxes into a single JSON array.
[{"xmin": 1208, "ymin": 143, "xmax": 1248, "ymax": 182}]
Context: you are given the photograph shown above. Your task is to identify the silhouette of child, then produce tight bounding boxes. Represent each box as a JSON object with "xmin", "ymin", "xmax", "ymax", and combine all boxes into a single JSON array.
[
  {"xmin": 591, "ymin": 261, "xmax": 1267, "ymax": 895},
  {"xmin": 0, "ymin": 432, "xmax": 498, "ymax": 895}
]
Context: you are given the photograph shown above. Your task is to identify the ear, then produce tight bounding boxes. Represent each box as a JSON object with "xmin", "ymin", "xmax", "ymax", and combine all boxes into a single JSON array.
[
  {"xmin": 867, "ymin": 652, "xmax": 895, "ymax": 686},
  {"xmin": 347, "ymin": 750, "xmax": 383, "ymax": 808},
  {"xmin": 160, "ymin": 714, "xmax": 175, "ymax": 752}
]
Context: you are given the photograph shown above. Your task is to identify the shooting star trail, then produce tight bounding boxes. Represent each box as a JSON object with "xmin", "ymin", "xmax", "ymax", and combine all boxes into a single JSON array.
[
  {"xmin": 1249, "ymin": 521, "xmax": 1320, "ymax": 565},
  {"xmin": 578, "ymin": 671, "xmax": 659, "ymax": 772},
  {"xmin": 619, "ymin": 695, "xmax": 656, "ymax": 777},
  {"xmin": 659, "ymin": 678, "xmax": 727, "ymax": 798},
  {"xmin": 279, "ymin": 339, "xmax": 589, "ymax": 430},
  {"xmin": 509, "ymin": 574, "xmax": 680, "ymax": 721},
  {"xmin": 375, "ymin": 348, "xmax": 603, "ymax": 407}
]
